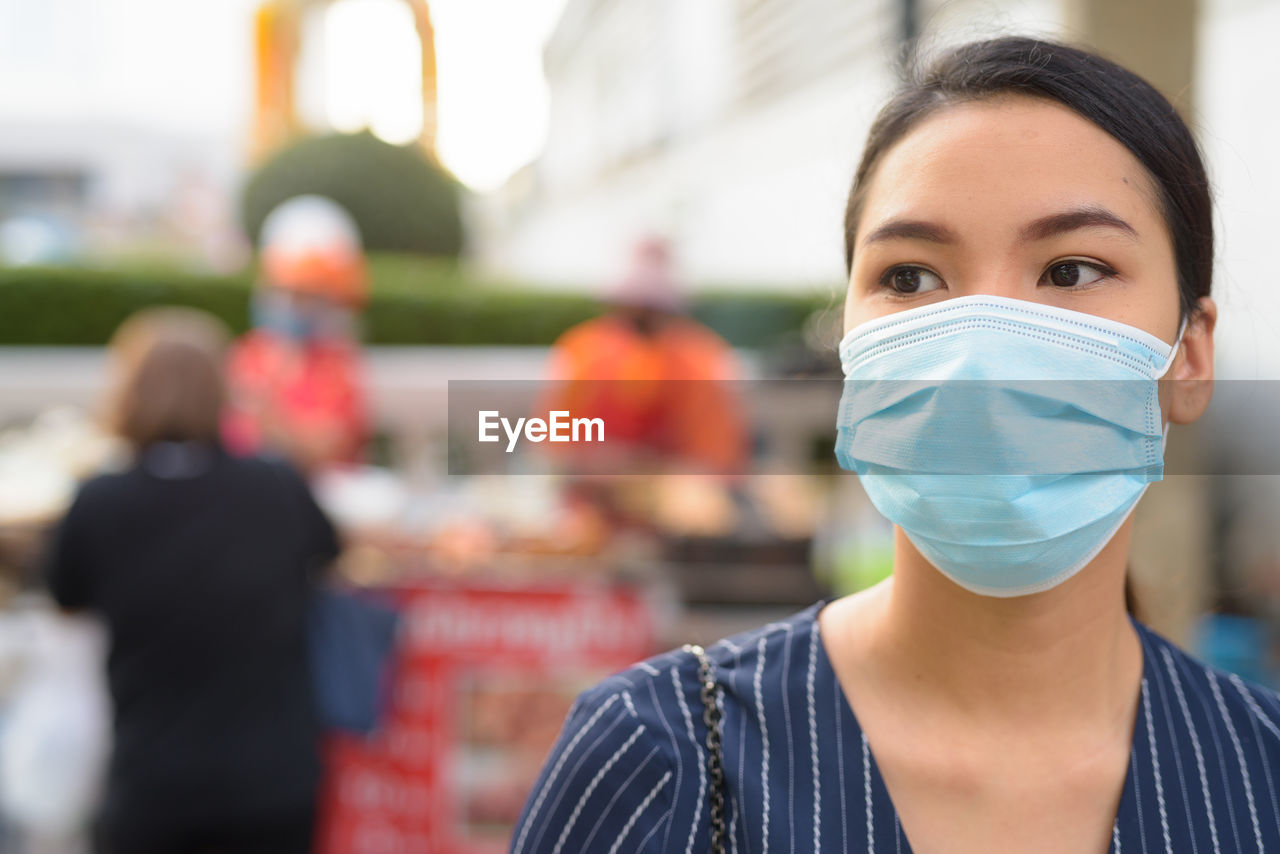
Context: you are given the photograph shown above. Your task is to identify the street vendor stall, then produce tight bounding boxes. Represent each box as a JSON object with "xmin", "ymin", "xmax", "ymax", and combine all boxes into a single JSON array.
[
  {"xmin": 297, "ymin": 467, "xmax": 663, "ymax": 853},
  {"xmin": 0, "ymin": 401, "xmax": 830, "ymax": 854},
  {"xmin": 315, "ymin": 578, "xmax": 655, "ymax": 854},
  {"xmin": 307, "ymin": 465, "xmax": 827, "ymax": 853}
]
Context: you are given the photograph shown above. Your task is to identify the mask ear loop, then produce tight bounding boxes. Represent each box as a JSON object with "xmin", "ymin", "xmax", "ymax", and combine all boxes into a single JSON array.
[
  {"xmin": 1158, "ymin": 315, "xmax": 1191, "ymax": 444},
  {"xmin": 1155, "ymin": 315, "xmax": 1191, "ymax": 380}
]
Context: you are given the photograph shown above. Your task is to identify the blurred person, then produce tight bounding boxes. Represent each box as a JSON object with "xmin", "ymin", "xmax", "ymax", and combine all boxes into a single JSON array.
[
  {"xmin": 223, "ymin": 195, "xmax": 370, "ymax": 473},
  {"xmin": 512, "ymin": 38, "xmax": 1280, "ymax": 853},
  {"xmin": 542, "ymin": 237, "xmax": 749, "ymax": 475},
  {"xmin": 44, "ymin": 308, "xmax": 338, "ymax": 854}
]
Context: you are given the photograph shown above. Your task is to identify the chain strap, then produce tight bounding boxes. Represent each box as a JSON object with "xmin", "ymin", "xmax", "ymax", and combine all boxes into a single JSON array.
[{"xmin": 684, "ymin": 644, "xmax": 727, "ymax": 854}]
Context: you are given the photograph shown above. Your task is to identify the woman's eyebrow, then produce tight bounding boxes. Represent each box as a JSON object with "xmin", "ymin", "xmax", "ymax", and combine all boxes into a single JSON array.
[
  {"xmin": 860, "ymin": 206, "xmax": 1140, "ymax": 249},
  {"xmin": 1019, "ymin": 206, "xmax": 1140, "ymax": 243},
  {"xmin": 860, "ymin": 219, "xmax": 958, "ymax": 247}
]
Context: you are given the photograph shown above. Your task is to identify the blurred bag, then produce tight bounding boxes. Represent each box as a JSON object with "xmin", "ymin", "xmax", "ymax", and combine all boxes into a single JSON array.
[
  {"xmin": 0, "ymin": 611, "xmax": 110, "ymax": 838},
  {"xmin": 308, "ymin": 585, "xmax": 401, "ymax": 735}
]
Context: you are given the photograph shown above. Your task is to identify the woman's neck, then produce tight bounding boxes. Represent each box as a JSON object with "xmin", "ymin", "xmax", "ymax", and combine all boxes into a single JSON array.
[{"xmin": 831, "ymin": 522, "xmax": 1143, "ymax": 734}]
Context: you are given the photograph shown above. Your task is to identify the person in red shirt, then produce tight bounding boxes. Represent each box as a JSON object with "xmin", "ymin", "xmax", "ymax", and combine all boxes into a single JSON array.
[{"xmin": 224, "ymin": 195, "xmax": 370, "ymax": 472}]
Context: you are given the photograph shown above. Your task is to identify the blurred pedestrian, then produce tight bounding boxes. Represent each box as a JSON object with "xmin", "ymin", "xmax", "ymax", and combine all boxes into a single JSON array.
[
  {"xmin": 224, "ymin": 195, "xmax": 370, "ymax": 473},
  {"xmin": 44, "ymin": 307, "xmax": 339, "ymax": 854},
  {"xmin": 543, "ymin": 237, "xmax": 749, "ymax": 474}
]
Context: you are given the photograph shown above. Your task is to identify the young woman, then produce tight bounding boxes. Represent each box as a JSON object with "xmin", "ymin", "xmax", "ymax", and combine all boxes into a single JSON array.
[
  {"xmin": 44, "ymin": 308, "xmax": 339, "ymax": 854},
  {"xmin": 511, "ymin": 37, "xmax": 1280, "ymax": 853}
]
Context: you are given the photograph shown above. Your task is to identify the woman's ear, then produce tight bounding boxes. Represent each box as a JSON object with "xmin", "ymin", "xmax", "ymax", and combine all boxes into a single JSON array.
[{"xmin": 1166, "ymin": 296, "xmax": 1216, "ymax": 424}]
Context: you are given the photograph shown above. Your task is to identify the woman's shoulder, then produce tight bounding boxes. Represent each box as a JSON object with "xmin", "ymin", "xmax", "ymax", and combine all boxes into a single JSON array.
[
  {"xmin": 1134, "ymin": 618, "xmax": 1280, "ymax": 747},
  {"xmin": 511, "ymin": 602, "xmax": 826, "ymax": 854},
  {"xmin": 575, "ymin": 600, "xmax": 827, "ymax": 724},
  {"xmin": 540, "ymin": 601, "xmax": 825, "ymax": 765}
]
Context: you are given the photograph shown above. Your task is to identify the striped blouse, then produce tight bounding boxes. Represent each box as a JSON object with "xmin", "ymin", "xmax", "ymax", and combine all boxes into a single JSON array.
[{"xmin": 511, "ymin": 601, "xmax": 1280, "ymax": 853}]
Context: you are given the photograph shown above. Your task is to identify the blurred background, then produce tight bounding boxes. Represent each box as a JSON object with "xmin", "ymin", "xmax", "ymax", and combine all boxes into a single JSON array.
[{"xmin": 0, "ymin": 0, "xmax": 1277, "ymax": 851}]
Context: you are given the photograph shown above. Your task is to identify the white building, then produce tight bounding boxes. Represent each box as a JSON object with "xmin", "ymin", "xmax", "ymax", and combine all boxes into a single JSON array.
[
  {"xmin": 478, "ymin": 0, "xmax": 1278, "ymax": 372},
  {"xmin": 475, "ymin": 0, "xmax": 1061, "ymax": 290},
  {"xmin": 1197, "ymin": 0, "xmax": 1280, "ymax": 380}
]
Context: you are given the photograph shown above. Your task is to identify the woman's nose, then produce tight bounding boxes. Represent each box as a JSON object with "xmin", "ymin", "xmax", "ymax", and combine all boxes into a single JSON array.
[{"xmin": 950, "ymin": 267, "xmax": 1032, "ymax": 301}]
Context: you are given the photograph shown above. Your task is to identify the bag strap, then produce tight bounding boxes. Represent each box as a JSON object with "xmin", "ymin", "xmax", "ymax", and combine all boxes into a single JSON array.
[{"xmin": 684, "ymin": 644, "xmax": 728, "ymax": 854}]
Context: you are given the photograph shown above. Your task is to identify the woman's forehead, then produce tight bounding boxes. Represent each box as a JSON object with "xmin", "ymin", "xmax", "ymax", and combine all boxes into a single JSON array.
[{"xmin": 857, "ymin": 96, "xmax": 1165, "ymax": 244}]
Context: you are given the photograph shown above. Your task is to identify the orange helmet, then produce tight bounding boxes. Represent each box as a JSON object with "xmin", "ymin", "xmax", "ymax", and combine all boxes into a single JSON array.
[{"xmin": 259, "ymin": 195, "xmax": 368, "ymax": 306}]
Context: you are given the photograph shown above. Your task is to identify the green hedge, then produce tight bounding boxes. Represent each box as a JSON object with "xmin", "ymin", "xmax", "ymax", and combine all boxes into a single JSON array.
[
  {"xmin": 0, "ymin": 267, "xmax": 252, "ymax": 346},
  {"xmin": 0, "ymin": 263, "xmax": 833, "ymax": 348},
  {"xmin": 242, "ymin": 131, "xmax": 464, "ymax": 259}
]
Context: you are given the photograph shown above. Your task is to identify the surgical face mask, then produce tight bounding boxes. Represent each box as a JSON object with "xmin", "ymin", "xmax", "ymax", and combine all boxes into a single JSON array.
[
  {"xmin": 835, "ymin": 295, "xmax": 1184, "ymax": 597},
  {"xmin": 252, "ymin": 290, "xmax": 354, "ymax": 342}
]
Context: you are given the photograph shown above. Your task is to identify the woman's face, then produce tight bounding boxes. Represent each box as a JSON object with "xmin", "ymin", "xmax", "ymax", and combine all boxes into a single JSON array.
[{"xmin": 845, "ymin": 95, "xmax": 1182, "ymax": 346}]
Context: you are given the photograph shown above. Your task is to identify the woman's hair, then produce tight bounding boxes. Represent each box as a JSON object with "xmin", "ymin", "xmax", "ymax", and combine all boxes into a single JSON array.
[
  {"xmin": 105, "ymin": 307, "xmax": 230, "ymax": 448},
  {"xmin": 843, "ymin": 36, "xmax": 1213, "ymax": 321}
]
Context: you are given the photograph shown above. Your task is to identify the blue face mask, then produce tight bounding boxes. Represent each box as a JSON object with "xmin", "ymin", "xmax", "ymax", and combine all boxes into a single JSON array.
[
  {"xmin": 252, "ymin": 291, "xmax": 354, "ymax": 342},
  {"xmin": 252, "ymin": 291, "xmax": 314, "ymax": 340},
  {"xmin": 835, "ymin": 295, "xmax": 1183, "ymax": 597}
]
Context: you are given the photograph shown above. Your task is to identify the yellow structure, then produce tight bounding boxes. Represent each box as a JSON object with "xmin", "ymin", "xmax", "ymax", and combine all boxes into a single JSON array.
[{"xmin": 251, "ymin": 0, "xmax": 438, "ymax": 159}]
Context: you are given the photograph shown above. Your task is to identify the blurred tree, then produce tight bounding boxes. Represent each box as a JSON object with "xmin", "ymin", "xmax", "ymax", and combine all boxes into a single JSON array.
[{"xmin": 241, "ymin": 131, "xmax": 464, "ymax": 259}]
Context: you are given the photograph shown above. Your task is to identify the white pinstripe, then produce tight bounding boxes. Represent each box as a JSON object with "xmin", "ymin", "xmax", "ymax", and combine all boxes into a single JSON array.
[
  {"xmin": 780, "ymin": 624, "xmax": 796, "ymax": 854},
  {"xmin": 634, "ymin": 809, "xmax": 671, "ymax": 851},
  {"xmin": 551, "ymin": 725, "xmax": 647, "ymax": 854},
  {"xmin": 513, "ymin": 693, "xmax": 620, "ymax": 854},
  {"xmin": 607, "ymin": 771, "xmax": 673, "ymax": 854},
  {"xmin": 756, "ymin": 634, "xmax": 771, "ymax": 854},
  {"xmin": 1163, "ymin": 647, "xmax": 1220, "ymax": 854},
  {"xmin": 835, "ymin": 673, "xmax": 849, "ymax": 852},
  {"xmin": 1182, "ymin": 662, "xmax": 1241, "ymax": 852},
  {"xmin": 529, "ymin": 709, "xmax": 631, "ymax": 854},
  {"xmin": 578, "ymin": 745, "xmax": 661, "ymax": 853},
  {"xmin": 1113, "ymin": 818, "xmax": 1122, "ymax": 852},
  {"xmin": 735, "ymin": 643, "xmax": 751, "ymax": 854},
  {"xmin": 1256, "ymin": 688, "xmax": 1280, "ymax": 724},
  {"xmin": 1143, "ymin": 678, "xmax": 1173, "ymax": 854},
  {"xmin": 622, "ymin": 691, "xmax": 637, "ymax": 718},
  {"xmin": 1235, "ymin": 677, "xmax": 1280, "ymax": 742},
  {"xmin": 649, "ymin": 675, "xmax": 684, "ymax": 854},
  {"xmin": 672, "ymin": 664, "xmax": 707, "ymax": 854},
  {"xmin": 1232, "ymin": 674, "xmax": 1280, "ymax": 840},
  {"xmin": 637, "ymin": 662, "xmax": 660, "ymax": 676},
  {"xmin": 1209, "ymin": 670, "xmax": 1262, "ymax": 851},
  {"xmin": 863, "ymin": 732, "xmax": 874, "ymax": 853},
  {"xmin": 1146, "ymin": 635, "xmax": 1199, "ymax": 854},
  {"xmin": 807, "ymin": 622, "xmax": 821, "ymax": 849},
  {"xmin": 1130, "ymin": 749, "xmax": 1150, "ymax": 854}
]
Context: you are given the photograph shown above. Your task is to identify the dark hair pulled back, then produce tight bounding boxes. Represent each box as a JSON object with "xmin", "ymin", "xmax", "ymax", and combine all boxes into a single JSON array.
[{"xmin": 843, "ymin": 36, "xmax": 1213, "ymax": 322}]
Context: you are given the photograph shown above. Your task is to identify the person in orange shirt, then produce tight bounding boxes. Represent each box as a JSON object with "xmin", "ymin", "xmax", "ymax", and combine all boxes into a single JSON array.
[
  {"xmin": 545, "ymin": 238, "xmax": 748, "ymax": 474},
  {"xmin": 224, "ymin": 195, "xmax": 370, "ymax": 472}
]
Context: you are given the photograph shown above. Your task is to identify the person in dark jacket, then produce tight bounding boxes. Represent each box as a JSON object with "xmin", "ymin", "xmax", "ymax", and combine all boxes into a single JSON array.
[{"xmin": 44, "ymin": 307, "xmax": 339, "ymax": 854}]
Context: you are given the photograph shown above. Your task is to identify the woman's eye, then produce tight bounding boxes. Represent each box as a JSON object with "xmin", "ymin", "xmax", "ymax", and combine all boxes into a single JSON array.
[
  {"xmin": 1043, "ymin": 260, "xmax": 1113, "ymax": 288},
  {"xmin": 880, "ymin": 266, "xmax": 944, "ymax": 294}
]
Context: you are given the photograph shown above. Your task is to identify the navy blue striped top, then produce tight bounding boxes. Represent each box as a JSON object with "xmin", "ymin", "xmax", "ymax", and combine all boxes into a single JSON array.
[{"xmin": 511, "ymin": 601, "xmax": 1280, "ymax": 853}]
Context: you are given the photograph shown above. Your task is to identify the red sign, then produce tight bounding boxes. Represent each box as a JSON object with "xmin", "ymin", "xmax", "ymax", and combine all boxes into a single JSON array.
[{"xmin": 315, "ymin": 581, "xmax": 656, "ymax": 854}]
